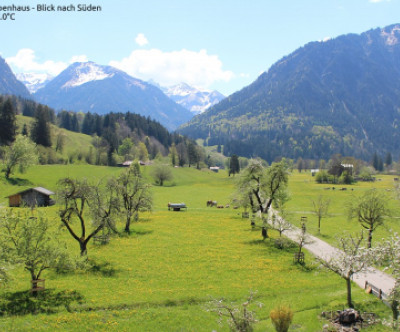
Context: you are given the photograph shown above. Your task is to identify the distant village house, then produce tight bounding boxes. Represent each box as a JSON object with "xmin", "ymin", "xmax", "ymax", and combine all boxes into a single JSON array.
[{"xmin": 7, "ymin": 187, "xmax": 55, "ymax": 208}]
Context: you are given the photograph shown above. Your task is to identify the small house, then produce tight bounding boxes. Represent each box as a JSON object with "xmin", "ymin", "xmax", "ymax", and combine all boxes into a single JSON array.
[
  {"xmin": 341, "ymin": 164, "xmax": 354, "ymax": 175},
  {"xmin": 7, "ymin": 187, "xmax": 55, "ymax": 208},
  {"xmin": 118, "ymin": 160, "xmax": 133, "ymax": 167},
  {"xmin": 310, "ymin": 169, "xmax": 320, "ymax": 176}
]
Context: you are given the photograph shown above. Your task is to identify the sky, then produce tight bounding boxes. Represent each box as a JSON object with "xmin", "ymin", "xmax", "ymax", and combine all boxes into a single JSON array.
[{"xmin": 1, "ymin": 0, "xmax": 400, "ymax": 95}]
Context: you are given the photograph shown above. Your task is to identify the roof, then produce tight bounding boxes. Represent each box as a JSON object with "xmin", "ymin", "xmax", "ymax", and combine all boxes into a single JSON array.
[{"xmin": 7, "ymin": 187, "xmax": 55, "ymax": 198}]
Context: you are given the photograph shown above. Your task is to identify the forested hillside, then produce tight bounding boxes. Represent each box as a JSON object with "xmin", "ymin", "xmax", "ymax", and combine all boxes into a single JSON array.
[
  {"xmin": 0, "ymin": 95, "xmax": 201, "ymax": 167},
  {"xmin": 179, "ymin": 24, "xmax": 400, "ymax": 162}
]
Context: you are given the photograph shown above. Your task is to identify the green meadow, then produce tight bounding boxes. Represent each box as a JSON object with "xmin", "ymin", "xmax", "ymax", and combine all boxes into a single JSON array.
[
  {"xmin": 286, "ymin": 171, "xmax": 400, "ymax": 246},
  {"xmin": 0, "ymin": 165, "xmax": 395, "ymax": 331}
]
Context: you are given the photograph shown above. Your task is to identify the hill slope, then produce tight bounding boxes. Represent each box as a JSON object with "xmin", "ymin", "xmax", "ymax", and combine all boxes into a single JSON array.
[
  {"xmin": 0, "ymin": 57, "xmax": 31, "ymax": 98},
  {"xmin": 179, "ymin": 24, "xmax": 400, "ymax": 161},
  {"xmin": 34, "ymin": 62, "xmax": 193, "ymax": 130}
]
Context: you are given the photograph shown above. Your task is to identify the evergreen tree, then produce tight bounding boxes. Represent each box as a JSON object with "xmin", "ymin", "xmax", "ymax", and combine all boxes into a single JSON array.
[
  {"xmin": 71, "ymin": 113, "xmax": 80, "ymax": 132},
  {"xmin": 386, "ymin": 152, "xmax": 393, "ymax": 167},
  {"xmin": 187, "ymin": 142, "xmax": 199, "ymax": 167},
  {"xmin": 0, "ymin": 98, "xmax": 17, "ymax": 145},
  {"xmin": 229, "ymin": 154, "xmax": 240, "ymax": 176},
  {"xmin": 378, "ymin": 157, "xmax": 384, "ymax": 172},
  {"xmin": 372, "ymin": 152, "xmax": 379, "ymax": 171},
  {"xmin": 82, "ymin": 112, "xmax": 94, "ymax": 135},
  {"xmin": 31, "ymin": 105, "xmax": 52, "ymax": 147}
]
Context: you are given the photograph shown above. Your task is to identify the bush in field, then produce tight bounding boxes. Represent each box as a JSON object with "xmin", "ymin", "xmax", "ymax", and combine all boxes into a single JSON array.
[
  {"xmin": 151, "ymin": 163, "xmax": 173, "ymax": 186},
  {"xmin": 206, "ymin": 291, "xmax": 262, "ymax": 332},
  {"xmin": 269, "ymin": 305, "xmax": 294, "ymax": 332},
  {"xmin": 315, "ymin": 170, "xmax": 334, "ymax": 184}
]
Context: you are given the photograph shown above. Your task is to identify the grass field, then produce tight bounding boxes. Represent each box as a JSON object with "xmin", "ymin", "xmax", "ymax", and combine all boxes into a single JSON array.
[
  {"xmin": 0, "ymin": 165, "xmax": 395, "ymax": 331},
  {"xmin": 286, "ymin": 171, "xmax": 400, "ymax": 246}
]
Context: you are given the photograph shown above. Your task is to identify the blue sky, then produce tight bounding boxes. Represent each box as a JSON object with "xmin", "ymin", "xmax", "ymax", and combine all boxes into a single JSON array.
[{"xmin": 2, "ymin": 0, "xmax": 400, "ymax": 95}]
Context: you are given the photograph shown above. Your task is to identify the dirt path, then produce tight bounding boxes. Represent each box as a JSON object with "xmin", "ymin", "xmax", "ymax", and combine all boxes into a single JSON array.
[{"xmin": 278, "ymin": 222, "xmax": 396, "ymax": 298}]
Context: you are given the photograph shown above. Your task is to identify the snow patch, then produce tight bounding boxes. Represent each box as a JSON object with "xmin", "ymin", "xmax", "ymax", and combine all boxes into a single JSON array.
[
  {"xmin": 17, "ymin": 72, "xmax": 53, "ymax": 93},
  {"xmin": 381, "ymin": 26, "xmax": 400, "ymax": 46},
  {"xmin": 63, "ymin": 62, "xmax": 114, "ymax": 88}
]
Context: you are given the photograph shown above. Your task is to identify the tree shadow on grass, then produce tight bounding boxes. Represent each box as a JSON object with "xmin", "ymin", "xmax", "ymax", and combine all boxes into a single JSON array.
[
  {"xmin": 120, "ymin": 229, "xmax": 153, "ymax": 238},
  {"xmin": 132, "ymin": 229, "xmax": 153, "ymax": 236},
  {"xmin": 87, "ymin": 259, "xmax": 118, "ymax": 277},
  {"xmin": 0, "ymin": 289, "xmax": 84, "ymax": 316},
  {"xmin": 5, "ymin": 177, "xmax": 33, "ymax": 186}
]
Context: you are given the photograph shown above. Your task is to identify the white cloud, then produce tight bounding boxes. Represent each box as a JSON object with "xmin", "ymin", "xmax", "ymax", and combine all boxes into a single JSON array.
[
  {"xmin": 6, "ymin": 49, "xmax": 67, "ymax": 76},
  {"xmin": 135, "ymin": 33, "xmax": 149, "ymax": 46},
  {"xmin": 6, "ymin": 49, "xmax": 89, "ymax": 76},
  {"xmin": 369, "ymin": 0, "xmax": 389, "ymax": 3},
  {"xmin": 109, "ymin": 48, "xmax": 234, "ymax": 88}
]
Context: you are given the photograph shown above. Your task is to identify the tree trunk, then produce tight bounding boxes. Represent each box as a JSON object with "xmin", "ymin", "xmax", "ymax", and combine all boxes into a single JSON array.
[
  {"xmin": 392, "ymin": 300, "xmax": 399, "ymax": 328},
  {"xmin": 261, "ymin": 227, "xmax": 267, "ymax": 240},
  {"xmin": 79, "ymin": 240, "xmax": 87, "ymax": 256},
  {"xmin": 346, "ymin": 277, "xmax": 353, "ymax": 308},
  {"xmin": 30, "ymin": 271, "xmax": 39, "ymax": 297},
  {"xmin": 368, "ymin": 229, "xmax": 373, "ymax": 249},
  {"xmin": 124, "ymin": 217, "xmax": 131, "ymax": 233},
  {"xmin": 318, "ymin": 216, "xmax": 321, "ymax": 234},
  {"xmin": 5, "ymin": 167, "xmax": 11, "ymax": 179}
]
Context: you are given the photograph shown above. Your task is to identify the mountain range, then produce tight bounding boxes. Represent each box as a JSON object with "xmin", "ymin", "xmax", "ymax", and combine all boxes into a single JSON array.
[
  {"xmin": 161, "ymin": 83, "xmax": 225, "ymax": 115},
  {"xmin": 17, "ymin": 72, "xmax": 53, "ymax": 93},
  {"xmin": 32, "ymin": 62, "xmax": 194, "ymax": 130},
  {"xmin": 12, "ymin": 62, "xmax": 224, "ymax": 129},
  {"xmin": 179, "ymin": 24, "xmax": 400, "ymax": 161}
]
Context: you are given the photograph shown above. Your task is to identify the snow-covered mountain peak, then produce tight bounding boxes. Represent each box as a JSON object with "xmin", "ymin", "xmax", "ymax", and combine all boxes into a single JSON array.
[
  {"xmin": 62, "ymin": 62, "xmax": 114, "ymax": 88},
  {"xmin": 159, "ymin": 82, "xmax": 225, "ymax": 114},
  {"xmin": 17, "ymin": 72, "xmax": 53, "ymax": 93}
]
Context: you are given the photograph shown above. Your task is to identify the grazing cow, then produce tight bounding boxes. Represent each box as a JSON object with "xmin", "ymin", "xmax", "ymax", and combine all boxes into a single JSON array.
[
  {"xmin": 225, "ymin": 204, "xmax": 230, "ymax": 208},
  {"xmin": 217, "ymin": 205, "xmax": 224, "ymax": 209},
  {"xmin": 207, "ymin": 200, "xmax": 217, "ymax": 207}
]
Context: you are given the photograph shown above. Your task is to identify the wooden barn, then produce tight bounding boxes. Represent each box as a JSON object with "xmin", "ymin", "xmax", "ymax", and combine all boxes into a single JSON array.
[{"xmin": 7, "ymin": 187, "xmax": 55, "ymax": 208}]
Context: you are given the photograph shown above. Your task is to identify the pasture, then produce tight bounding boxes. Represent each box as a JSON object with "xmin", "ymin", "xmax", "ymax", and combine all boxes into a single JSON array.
[{"xmin": 0, "ymin": 165, "xmax": 395, "ymax": 331}]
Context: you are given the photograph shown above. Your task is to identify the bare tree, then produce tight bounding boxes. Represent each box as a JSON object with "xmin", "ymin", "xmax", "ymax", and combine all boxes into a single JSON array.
[
  {"xmin": 347, "ymin": 189, "xmax": 391, "ymax": 248},
  {"xmin": 317, "ymin": 232, "xmax": 370, "ymax": 308},
  {"xmin": 311, "ymin": 195, "xmax": 330, "ymax": 234},
  {"xmin": 295, "ymin": 223, "xmax": 313, "ymax": 263},
  {"xmin": 57, "ymin": 177, "xmax": 119, "ymax": 256},
  {"xmin": 270, "ymin": 213, "xmax": 292, "ymax": 237},
  {"xmin": 206, "ymin": 291, "xmax": 262, "ymax": 332},
  {"xmin": 116, "ymin": 164, "xmax": 152, "ymax": 233}
]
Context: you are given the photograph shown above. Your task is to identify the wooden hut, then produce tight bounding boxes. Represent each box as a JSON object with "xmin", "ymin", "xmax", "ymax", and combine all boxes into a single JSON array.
[{"xmin": 7, "ymin": 187, "xmax": 55, "ymax": 207}]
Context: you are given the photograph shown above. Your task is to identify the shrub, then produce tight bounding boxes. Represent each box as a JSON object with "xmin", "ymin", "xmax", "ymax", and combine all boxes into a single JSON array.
[
  {"xmin": 274, "ymin": 238, "xmax": 296, "ymax": 250},
  {"xmin": 315, "ymin": 170, "xmax": 334, "ymax": 184},
  {"xmin": 270, "ymin": 305, "xmax": 294, "ymax": 332},
  {"xmin": 338, "ymin": 171, "xmax": 354, "ymax": 184}
]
